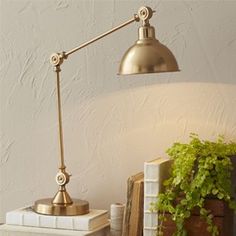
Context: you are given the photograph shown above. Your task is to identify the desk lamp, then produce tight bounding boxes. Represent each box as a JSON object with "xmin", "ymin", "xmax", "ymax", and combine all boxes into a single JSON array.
[{"xmin": 33, "ymin": 6, "xmax": 179, "ymax": 216}]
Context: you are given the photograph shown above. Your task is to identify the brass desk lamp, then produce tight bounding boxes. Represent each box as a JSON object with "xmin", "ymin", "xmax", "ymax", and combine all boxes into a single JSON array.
[{"xmin": 33, "ymin": 6, "xmax": 179, "ymax": 216}]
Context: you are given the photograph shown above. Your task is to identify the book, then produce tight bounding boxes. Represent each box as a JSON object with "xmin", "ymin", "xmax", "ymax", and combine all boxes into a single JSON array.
[
  {"xmin": 143, "ymin": 157, "xmax": 172, "ymax": 236},
  {"xmin": 122, "ymin": 172, "xmax": 144, "ymax": 236},
  {"xmin": 6, "ymin": 207, "xmax": 108, "ymax": 231},
  {"xmin": 0, "ymin": 223, "xmax": 110, "ymax": 236},
  {"xmin": 129, "ymin": 173, "xmax": 144, "ymax": 236}
]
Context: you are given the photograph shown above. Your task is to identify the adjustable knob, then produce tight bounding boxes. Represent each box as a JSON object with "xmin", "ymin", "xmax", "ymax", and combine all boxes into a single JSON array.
[
  {"xmin": 50, "ymin": 52, "xmax": 67, "ymax": 66},
  {"xmin": 55, "ymin": 171, "xmax": 70, "ymax": 186},
  {"xmin": 138, "ymin": 6, "xmax": 154, "ymax": 21}
]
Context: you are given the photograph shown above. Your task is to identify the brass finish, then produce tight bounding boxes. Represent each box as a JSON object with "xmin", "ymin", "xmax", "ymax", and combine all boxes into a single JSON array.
[
  {"xmin": 55, "ymin": 66, "xmax": 65, "ymax": 169},
  {"xmin": 137, "ymin": 6, "xmax": 154, "ymax": 25},
  {"xmin": 33, "ymin": 198, "xmax": 89, "ymax": 216},
  {"xmin": 52, "ymin": 187, "xmax": 72, "ymax": 205},
  {"xmin": 119, "ymin": 24, "xmax": 179, "ymax": 75},
  {"xmin": 33, "ymin": 6, "xmax": 179, "ymax": 216},
  {"xmin": 53, "ymin": 168, "xmax": 72, "ymax": 205},
  {"xmin": 50, "ymin": 52, "xmax": 67, "ymax": 67}
]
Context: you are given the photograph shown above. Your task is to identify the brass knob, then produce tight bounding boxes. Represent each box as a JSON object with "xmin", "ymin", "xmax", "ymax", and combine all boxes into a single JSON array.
[
  {"xmin": 138, "ymin": 6, "xmax": 153, "ymax": 21},
  {"xmin": 55, "ymin": 172, "xmax": 70, "ymax": 186},
  {"xmin": 50, "ymin": 53, "xmax": 61, "ymax": 66}
]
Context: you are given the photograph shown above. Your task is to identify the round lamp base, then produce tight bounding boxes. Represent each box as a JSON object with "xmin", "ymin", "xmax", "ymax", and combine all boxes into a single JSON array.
[{"xmin": 33, "ymin": 198, "xmax": 89, "ymax": 216}]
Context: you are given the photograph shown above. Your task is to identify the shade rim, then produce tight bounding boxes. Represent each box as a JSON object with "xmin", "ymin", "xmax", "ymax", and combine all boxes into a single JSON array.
[{"xmin": 117, "ymin": 69, "xmax": 180, "ymax": 76}]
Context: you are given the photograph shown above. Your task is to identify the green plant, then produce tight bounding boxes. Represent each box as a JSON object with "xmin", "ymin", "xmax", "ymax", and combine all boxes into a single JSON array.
[{"xmin": 152, "ymin": 134, "xmax": 236, "ymax": 236}]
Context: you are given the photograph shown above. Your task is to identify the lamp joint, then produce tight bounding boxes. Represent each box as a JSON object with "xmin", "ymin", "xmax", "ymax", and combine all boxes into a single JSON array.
[
  {"xmin": 50, "ymin": 51, "xmax": 68, "ymax": 67},
  {"xmin": 55, "ymin": 168, "xmax": 70, "ymax": 187},
  {"xmin": 138, "ymin": 6, "xmax": 155, "ymax": 26}
]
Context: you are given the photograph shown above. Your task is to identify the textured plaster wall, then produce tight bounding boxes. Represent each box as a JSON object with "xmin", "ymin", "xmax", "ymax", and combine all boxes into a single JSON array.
[{"xmin": 0, "ymin": 0, "xmax": 236, "ymax": 223}]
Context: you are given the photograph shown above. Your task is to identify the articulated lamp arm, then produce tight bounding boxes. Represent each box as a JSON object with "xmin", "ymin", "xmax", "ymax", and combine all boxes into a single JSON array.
[
  {"xmin": 49, "ymin": 6, "xmax": 155, "ymax": 68},
  {"xmin": 49, "ymin": 14, "xmax": 139, "ymax": 68}
]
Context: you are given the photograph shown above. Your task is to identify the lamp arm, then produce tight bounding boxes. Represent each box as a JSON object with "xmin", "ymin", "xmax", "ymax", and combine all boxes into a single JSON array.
[
  {"xmin": 50, "ymin": 14, "xmax": 140, "ymax": 67},
  {"xmin": 50, "ymin": 6, "xmax": 156, "ymax": 66},
  {"xmin": 55, "ymin": 66, "xmax": 66, "ymax": 170},
  {"xmin": 65, "ymin": 15, "xmax": 140, "ymax": 57}
]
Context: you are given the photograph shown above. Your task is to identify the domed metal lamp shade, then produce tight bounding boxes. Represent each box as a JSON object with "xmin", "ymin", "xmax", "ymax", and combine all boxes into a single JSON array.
[
  {"xmin": 119, "ymin": 26, "xmax": 179, "ymax": 75},
  {"xmin": 119, "ymin": 8, "xmax": 179, "ymax": 75}
]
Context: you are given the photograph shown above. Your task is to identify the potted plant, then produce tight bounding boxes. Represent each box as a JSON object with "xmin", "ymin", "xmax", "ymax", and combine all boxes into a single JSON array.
[{"xmin": 152, "ymin": 134, "xmax": 236, "ymax": 236}]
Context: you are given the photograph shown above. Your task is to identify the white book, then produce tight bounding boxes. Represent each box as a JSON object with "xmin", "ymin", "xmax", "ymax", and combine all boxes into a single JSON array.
[
  {"xmin": 144, "ymin": 196, "xmax": 157, "ymax": 213},
  {"xmin": 143, "ymin": 228, "xmax": 157, "ymax": 236},
  {"xmin": 0, "ymin": 223, "xmax": 110, "ymax": 236},
  {"xmin": 143, "ymin": 211, "xmax": 157, "ymax": 228},
  {"xmin": 6, "ymin": 207, "xmax": 108, "ymax": 231},
  {"xmin": 143, "ymin": 157, "xmax": 172, "ymax": 236}
]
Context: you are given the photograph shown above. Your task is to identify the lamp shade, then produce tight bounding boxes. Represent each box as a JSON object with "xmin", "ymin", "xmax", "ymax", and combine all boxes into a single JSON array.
[{"xmin": 118, "ymin": 25, "xmax": 179, "ymax": 75}]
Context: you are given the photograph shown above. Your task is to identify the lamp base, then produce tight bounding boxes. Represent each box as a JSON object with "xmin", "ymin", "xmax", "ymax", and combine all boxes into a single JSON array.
[{"xmin": 33, "ymin": 198, "xmax": 89, "ymax": 216}]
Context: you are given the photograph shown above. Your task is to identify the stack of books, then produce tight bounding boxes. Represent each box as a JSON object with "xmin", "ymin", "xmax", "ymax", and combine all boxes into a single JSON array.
[
  {"xmin": 0, "ymin": 207, "xmax": 110, "ymax": 236},
  {"xmin": 122, "ymin": 172, "xmax": 144, "ymax": 236},
  {"xmin": 143, "ymin": 158, "xmax": 172, "ymax": 236}
]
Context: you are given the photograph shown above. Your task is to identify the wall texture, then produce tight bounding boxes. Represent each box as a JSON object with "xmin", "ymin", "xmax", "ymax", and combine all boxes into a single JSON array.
[{"xmin": 0, "ymin": 0, "xmax": 236, "ymax": 224}]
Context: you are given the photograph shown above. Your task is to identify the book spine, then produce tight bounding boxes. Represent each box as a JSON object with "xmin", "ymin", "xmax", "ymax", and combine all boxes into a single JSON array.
[
  {"xmin": 143, "ymin": 163, "xmax": 159, "ymax": 236},
  {"xmin": 6, "ymin": 209, "xmax": 109, "ymax": 231},
  {"xmin": 143, "ymin": 228, "xmax": 158, "ymax": 236},
  {"xmin": 6, "ymin": 211, "xmax": 88, "ymax": 230},
  {"xmin": 143, "ymin": 160, "xmax": 172, "ymax": 236}
]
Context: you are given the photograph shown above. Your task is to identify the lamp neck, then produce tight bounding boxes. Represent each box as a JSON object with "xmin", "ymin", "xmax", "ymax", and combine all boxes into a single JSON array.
[{"xmin": 138, "ymin": 25, "xmax": 156, "ymax": 40}]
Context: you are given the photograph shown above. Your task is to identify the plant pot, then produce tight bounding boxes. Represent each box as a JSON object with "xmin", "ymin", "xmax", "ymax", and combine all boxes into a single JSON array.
[{"xmin": 162, "ymin": 199, "xmax": 234, "ymax": 236}]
